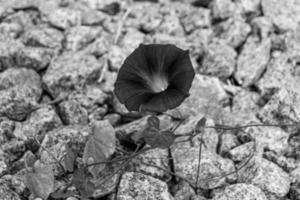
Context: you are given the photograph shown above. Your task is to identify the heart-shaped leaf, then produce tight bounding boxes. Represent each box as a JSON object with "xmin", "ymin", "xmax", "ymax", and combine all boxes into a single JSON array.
[
  {"xmin": 24, "ymin": 161, "xmax": 55, "ymax": 199},
  {"xmin": 83, "ymin": 120, "xmax": 116, "ymax": 178},
  {"xmin": 72, "ymin": 168, "xmax": 95, "ymax": 198}
]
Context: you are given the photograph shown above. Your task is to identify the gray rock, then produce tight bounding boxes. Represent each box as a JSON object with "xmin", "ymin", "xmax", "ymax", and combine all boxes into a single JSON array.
[
  {"xmin": 238, "ymin": 156, "xmax": 291, "ymax": 197},
  {"xmin": 236, "ymin": 0, "xmax": 261, "ymax": 14},
  {"xmin": 81, "ymin": 9, "xmax": 107, "ymax": 25},
  {"xmin": 13, "ymin": 105, "xmax": 62, "ymax": 141},
  {"xmin": 88, "ymin": 106, "xmax": 108, "ymax": 122},
  {"xmin": 82, "ymin": 33, "xmax": 112, "ymax": 57},
  {"xmin": 16, "ymin": 47, "xmax": 56, "ymax": 71},
  {"xmin": 3, "ymin": 10, "xmax": 40, "ymax": 30},
  {"xmin": 98, "ymin": 71, "xmax": 117, "ymax": 93},
  {"xmin": 174, "ymin": 74, "xmax": 228, "ymax": 117},
  {"xmin": 0, "ymin": 68, "xmax": 42, "ymax": 121},
  {"xmin": 212, "ymin": 183, "xmax": 268, "ymax": 200},
  {"xmin": 173, "ymin": 180, "xmax": 196, "ymax": 200},
  {"xmin": 0, "ymin": 22, "xmax": 23, "ymax": 39},
  {"xmin": 228, "ymin": 142, "xmax": 255, "ymax": 162},
  {"xmin": 262, "ymin": 0, "xmax": 300, "ymax": 31},
  {"xmin": 43, "ymin": 52, "xmax": 104, "ymax": 98},
  {"xmin": 171, "ymin": 141, "xmax": 236, "ymax": 189},
  {"xmin": 231, "ymin": 90, "xmax": 260, "ymax": 116},
  {"xmin": 290, "ymin": 183, "xmax": 300, "ymax": 200},
  {"xmin": 129, "ymin": 148, "xmax": 171, "ymax": 180},
  {"xmin": 234, "ymin": 36, "xmax": 271, "ymax": 86},
  {"xmin": 0, "ymin": 160, "xmax": 8, "ymax": 176},
  {"xmin": 120, "ymin": 28, "xmax": 146, "ymax": 54},
  {"xmin": 210, "ymin": 0, "xmax": 236, "ymax": 20},
  {"xmin": 65, "ymin": 26, "xmax": 102, "ymax": 51},
  {"xmin": 180, "ymin": 7, "xmax": 211, "ymax": 33},
  {"xmin": 59, "ymin": 100, "xmax": 88, "ymax": 125},
  {"xmin": 258, "ymin": 88, "xmax": 300, "ymax": 131},
  {"xmin": 108, "ymin": 45, "xmax": 127, "ymax": 71},
  {"xmin": 214, "ymin": 17, "xmax": 251, "ymax": 48},
  {"xmin": 218, "ymin": 133, "xmax": 240, "ymax": 156},
  {"xmin": 157, "ymin": 15, "xmax": 185, "ymax": 37},
  {"xmin": 0, "ymin": 179, "xmax": 21, "ymax": 200},
  {"xmin": 117, "ymin": 172, "xmax": 174, "ymax": 200},
  {"xmin": 1, "ymin": 139, "xmax": 26, "ymax": 164},
  {"xmin": 0, "ymin": 117, "xmax": 15, "ymax": 144},
  {"xmin": 251, "ymin": 17, "xmax": 274, "ymax": 39},
  {"xmin": 0, "ymin": 37, "xmax": 24, "ymax": 71},
  {"xmin": 21, "ymin": 26, "xmax": 64, "ymax": 49},
  {"xmin": 47, "ymin": 7, "xmax": 82, "ymax": 29},
  {"xmin": 200, "ymin": 39, "xmax": 237, "ymax": 78}
]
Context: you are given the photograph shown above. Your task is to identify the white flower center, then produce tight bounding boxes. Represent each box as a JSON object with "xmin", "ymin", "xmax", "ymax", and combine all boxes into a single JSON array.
[{"xmin": 149, "ymin": 74, "xmax": 168, "ymax": 93}]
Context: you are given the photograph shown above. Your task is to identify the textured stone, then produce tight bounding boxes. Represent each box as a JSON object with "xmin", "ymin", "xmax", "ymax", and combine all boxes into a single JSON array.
[
  {"xmin": 13, "ymin": 105, "xmax": 62, "ymax": 141},
  {"xmin": 0, "ymin": 180, "xmax": 21, "ymax": 200},
  {"xmin": 214, "ymin": 17, "xmax": 251, "ymax": 48},
  {"xmin": 262, "ymin": 0, "xmax": 300, "ymax": 31},
  {"xmin": 238, "ymin": 157, "xmax": 291, "ymax": 197},
  {"xmin": 180, "ymin": 7, "xmax": 211, "ymax": 33},
  {"xmin": 218, "ymin": 133, "xmax": 240, "ymax": 156},
  {"xmin": 236, "ymin": 0, "xmax": 261, "ymax": 14},
  {"xmin": 65, "ymin": 26, "xmax": 102, "ymax": 51},
  {"xmin": 234, "ymin": 36, "xmax": 271, "ymax": 86},
  {"xmin": 211, "ymin": 0, "xmax": 236, "ymax": 20},
  {"xmin": 21, "ymin": 26, "xmax": 64, "ymax": 49},
  {"xmin": 47, "ymin": 7, "xmax": 82, "ymax": 29},
  {"xmin": 0, "ymin": 68, "xmax": 42, "ymax": 121},
  {"xmin": 108, "ymin": 45, "xmax": 127, "ymax": 71},
  {"xmin": 200, "ymin": 39, "xmax": 237, "ymax": 78},
  {"xmin": 0, "ymin": 22, "xmax": 23, "ymax": 39},
  {"xmin": 59, "ymin": 100, "xmax": 88, "ymax": 125},
  {"xmin": 212, "ymin": 183, "xmax": 268, "ymax": 200},
  {"xmin": 231, "ymin": 90, "xmax": 260, "ymax": 116},
  {"xmin": 251, "ymin": 17, "xmax": 273, "ymax": 39},
  {"xmin": 43, "ymin": 52, "xmax": 103, "ymax": 98},
  {"xmin": 117, "ymin": 172, "xmax": 174, "ymax": 200},
  {"xmin": 228, "ymin": 142, "xmax": 255, "ymax": 162},
  {"xmin": 0, "ymin": 37, "xmax": 24, "ymax": 71}
]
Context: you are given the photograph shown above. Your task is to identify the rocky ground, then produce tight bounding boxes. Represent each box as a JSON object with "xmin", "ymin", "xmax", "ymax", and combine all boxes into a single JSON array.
[{"xmin": 0, "ymin": 0, "xmax": 300, "ymax": 199}]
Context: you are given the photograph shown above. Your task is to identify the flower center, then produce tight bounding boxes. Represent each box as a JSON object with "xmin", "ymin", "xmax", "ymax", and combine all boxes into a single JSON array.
[{"xmin": 149, "ymin": 74, "xmax": 168, "ymax": 93}]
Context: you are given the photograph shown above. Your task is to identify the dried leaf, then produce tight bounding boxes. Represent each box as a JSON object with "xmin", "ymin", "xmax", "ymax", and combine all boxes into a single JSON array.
[
  {"xmin": 83, "ymin": 120, "xmax": 116, "ymax": 178},
  {"xmin": 143, "ymin": 128, "xmax": 176, "ymax": 149},
  {"xmin": 63, "ymin": 143, "xmax": 75, "ymax": 172},
  {"xmin": 195, "ymin": 117, "xmax": 206, "ymax": 133},
  {"xmin": 147, "ymin": 115, "xmax": 160, "ymax": 129},
  {"xmin": 24, "ymin": 161, "xmax": 55, "ymax": 199}
]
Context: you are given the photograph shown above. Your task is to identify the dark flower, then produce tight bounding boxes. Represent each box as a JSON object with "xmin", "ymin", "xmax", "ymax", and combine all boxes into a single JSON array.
[{"xmin": 114, "ymin": 44, "xmax": 195, "ymax": 113}]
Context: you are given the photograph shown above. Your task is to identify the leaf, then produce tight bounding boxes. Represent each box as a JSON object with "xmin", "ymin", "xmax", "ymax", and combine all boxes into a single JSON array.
[
  {"xmin": 147, "ymin": 115, "xmax": 160, "ymax": 129},
  {"xmin": 143, "ymin": 129, "xmax": 176, "ymax": 149},
  {"xmin": 24, "ymin": 161, "xmax": 55, "ymax": 199},
  {"xmin": 63, "ymin": 143, "xmax": 76, "ymax": 172},
  {"xmin": 142, "ymin": 126, "xmax": 159, "ymax": 147},
  {"xmin": 51, "ymin": 191, "xmax": 76, "ymax": 199},
  {"xmin": 72, "ymin": 168, "xmax": 95, "ymax": 198},
  {"xmin": 83, "ymin": 120, "xmax": 116, "ymax": 178},
  {"xmin": 195, "ymin": 117, "xmax": 206, "ymax": 133}
]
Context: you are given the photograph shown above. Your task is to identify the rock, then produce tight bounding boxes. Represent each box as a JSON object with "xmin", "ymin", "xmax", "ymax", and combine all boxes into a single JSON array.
[
  {"xmin": 98, "ymin": 71, "xmax": 117, "ymax": 93},
  {"xmin": 2, "ymin": 172, "xmax": 27, "ymax": 196},
  {"xmin": 0, "ymin": 117, "xmax": 15, "ymax": 144},
  {"xmin": 21, "ymin": 26, "xmax": 64, "ymax": 49},
  {"xmin": 0, "ymin": 68, "xmax": 42, "ymax": 121},
  {"xmin": 214, "ymin": 17, "xmax": 251, "ymax": 48},
  {"xmin": 82, "ymin": 33, "xmax": 112, "ymax": 57},
  {"xmin": 108, "ymin": 45, "xmax": 127, "ymax": 71},
  {"xmin": 210, "ymin": 0, "xmax": 236, "ymax": 20},
  {"xmin": 81, "ymin": 9, "xmax": 107, "ymax": 25},
  {"xmin": 289, "ymin": 182, "xmax": 300, "ymax": 200},
  {"xmin": 264, "ymin": 151, "xmax": 298, "ymax": 172},
  {"xmin": 236, "ymin": 0, "xmax": 261, "ymax": 14},
  {"xmin": 88, "ymin": 106, "xmax": 108, "ymax": 122},
  {"xmin": 157, "ymin": 14, "xmax": 184, "ymax": 37},
  {"xmin": 231, "ymin": 90, "xmax": 260, "ymax": 118},
  {"xmin": 59, "ymin": 100, "xmax": 88, "ymax": 125},
  {"xmin": 39, "ymin": 125, "xmax": 91, "ymax": 175},
  {"xmin": 117, "ymin": 172, "xmax": 174, "ymax": 200},
  {"xmin": 0, "ymin": 179, "xmax": 21, "ymax": 200},
  {"xmin": 234, "ymin": 36, "xmax": 271, "ymax": 87},
  {"xmin": 65, "ymin": 26, "xmax": 102, "ymax": 51},
  {"xmin": 262, "ymin": 0, "xmax": 300, "ymax": 31},
  {"xmin": 174, "ymin": 74, "xmax": 228, "ymax": 117},
  {"xmin": 212, "ymin": 183, "xmax": 268, "ymax": 200},
  {"xmin": 171, "ymin": 141, "xmax": 236, "ymax": 189},
  {"xmin": 218, "ymin": 133, "xmax": 240, "ymax": 156},
  {"xmin": 258, "ymin": 88, "xmax": 300, "ymax": 130},
  {"xmin": 16, "ymin": 47, "xmax": 56, "ymax": 71},
  {"xmin": 180, "ymin": 7, "xmax": 211, "ymax": 33},
  {"xmin": 238, "ymin": 156, "xmax": 291, "ymax": 197},
  {"xmin": 103, "ymin": 113, "xmax": 121, "ymax": 126},
  {"xmin": 0, "ymin": 22, "xmax": 23, "ymax": 39},
  {"xmin": 13, "ymin": 105, "xmax": 62, "ymax": 141},
  {"xmin": 0, "ymin": 37, "xmax": 24, "ymax": 71},
  {"xmin": 120, "ymin": 28, "xmax": 146, "ymax": 53},
  {"xmin": 173, "ymin": 181, "xmax": 196, "ymax": 200},
  {"xmin": 251, "ymin": 17, "xmax": 274, "ymax": 39},
  {"xmin": 1, "ymin": 139, "xmax": 26, "ymax": 164},
  {"xmin": 43, "ymin": 52, "xmax": 104, "ymax": 98},
  {"xmin": 129, "ymin": 148, "xmax": 171, "ymax": 180},
  {"xmin": 47, "ymin": 7, "xmax": 82, "ymax": 29},
  {"xmin": 3, "ymin": 10, "xmax": 40, "ymax": 30},
  {"xmin": 200, "ymin": 39, "xmax": 237, "ymax": 79},
  {"xmin": 0, "ymin": 160, "xmax": 8, "ymax": 176},
  {"xmin": 228, "ymin": 142, "xmax": 255, "ymax": 162}
]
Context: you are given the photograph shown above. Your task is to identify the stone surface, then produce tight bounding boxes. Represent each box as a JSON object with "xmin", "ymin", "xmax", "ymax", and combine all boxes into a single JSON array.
[
  {"xmin": 234, "ymin": 36, "xmax": 271, "ymax": 86},
  {"xmin": 0, "ymin": 180, "xmax": 21, "ymax": 200},
  {"xmin": 200, "ymin": 39, "xmax": 237, "ymax": 78},
  {"xmin": 251, "ymin": 17, "xmax": 273, "ymax": 39},
  {"xmin": 0, "ymin": 68, "xmax": 42, "ymax": 121},
  {"xmin": 0, "ymin": 22, "xmax": 23, "ymax": 39},
  {"xmin": 212, "ymin": 183, "xmax": 268, "ymax": 200},
  {"xmin": 13, "ymin": 105, "xmax": 62, "ymax": 141},
  {"xmin": 262, "ymin": 0, "xmax": 300, "ymax": 31},
  {"xmin": 59, "ymin": 100, "xmax": 88, "ymax": 125},
  {"xmin": 43, "ymin": 52, "xmax": 104, "ymax": 98},
  {"xmin": 47, "ymin": 7, "xmax": 82, "ymax": 29},
  {"xmin": 214, "ymin": 17, "xmax": 251, "ymax": 48},
  {"xmin": 228, "ymin": 142, "xmax": 255, "ymax": 162},
  {"xmin": 180, "ymin": 7, "xmax": 211, "ymax": 33},
  {"xmin": 211, "ymin": 0, "xmax": 236, "ymax": 20},
  {"xmin": 237, "ymin": 156, "xmax": 291, "ymax": 197},
  {"xmin": 117, "ymin": 172, "xmax": 174, "ymax": 200},
  {"xmin": 236, "ymin": 0, "xmax": 261, "ymax": 14}
]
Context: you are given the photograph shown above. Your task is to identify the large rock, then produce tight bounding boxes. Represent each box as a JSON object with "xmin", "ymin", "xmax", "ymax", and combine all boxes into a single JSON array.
[
  {"xmin": 0, "ymin": 68, "xmax": 42, "ymax": 121},
  {"xmin": 46, "ymin": 7, "xmax": 82, "ymax": 29},
  {"xmin": 212, "ymin": 183, "xmax": 268, "ymax": 200},
  {"xmin": 117, "ymin": 172, "xmax": 174, "ymax": 200},
  {"xmin": 262, "ymin": 0, "xmax": 300, "ymax": 31},
  {"xmin": 43, "ymin": 52, "xmax": 104, "ymax": 98},
  {"xmin": 234, "ymin": 36, "xmax": 271, "ymax": 87},
  {"xmin": 180, "ymin": 7, "xmax": 211, "ymax": 33},
  {"xmin": 210, "ymin": 0, "xmax": 236, "ymax": 20},
  {"xmin": 0, "ymin": 37, "xmax": 24, "ymax": 71}
]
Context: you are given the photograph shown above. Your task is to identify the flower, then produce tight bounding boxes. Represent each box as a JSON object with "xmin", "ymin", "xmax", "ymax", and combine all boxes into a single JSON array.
[{"xmin": 114, "ymin": 44, "xmax": 195, "ymax": 113}]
